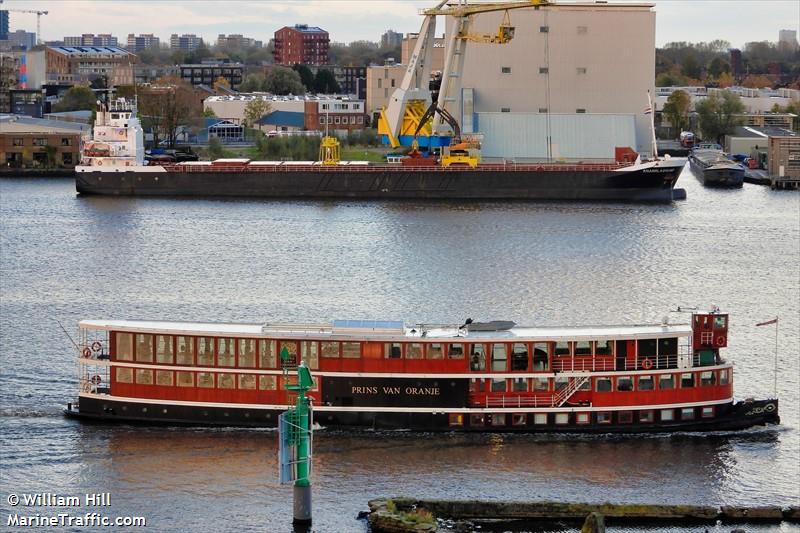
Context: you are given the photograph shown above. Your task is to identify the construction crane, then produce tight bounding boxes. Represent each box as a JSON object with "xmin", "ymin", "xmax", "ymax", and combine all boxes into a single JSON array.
[
  {"xmin": 378, "ymin": 0, "xmax": 551, "ymax": 156},
  {"xmin": 0, "ymin": 1, "xmax": 49, "ymax": 45}
]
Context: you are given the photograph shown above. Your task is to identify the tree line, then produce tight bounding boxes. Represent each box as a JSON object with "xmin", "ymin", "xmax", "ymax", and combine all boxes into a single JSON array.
[{"xmin": 238, "ymin": 65, "xmax": 341, "ymax": 95}]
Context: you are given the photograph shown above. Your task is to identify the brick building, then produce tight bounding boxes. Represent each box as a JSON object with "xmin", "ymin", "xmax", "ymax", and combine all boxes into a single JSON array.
[
  {"xmin": 45, "ymin": 45, "xmax": 137, "ymax": 87},
  {"xmin": 273, "ymin": 25, "xmax": 329, "ymax": 66}
]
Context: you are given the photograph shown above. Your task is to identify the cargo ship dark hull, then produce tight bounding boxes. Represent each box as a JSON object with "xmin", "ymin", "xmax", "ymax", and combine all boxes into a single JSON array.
[
  {"xmin": 67, "ymin": 395, "xmax": 778, "ymax": 433},
  {"xmin": 689, "ymin": 154, "xmax": 744, "ymax": 188},
  {"xmin": 75, "ymin": 160, "xmax": 686, "ymax": 202}
]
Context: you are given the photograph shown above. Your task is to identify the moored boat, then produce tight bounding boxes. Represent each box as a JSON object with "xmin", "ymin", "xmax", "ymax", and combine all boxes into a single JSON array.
[
  {"xmin": 689, "ymin": 148, "xmax": 744, "ymax": 188},
  {"xmin": 65, "ymin": 309, "xmax": 779, "ymax": 432},
  {"xmin": 74, "ymin": 98, "xmax": 686, "ymax": 202}
]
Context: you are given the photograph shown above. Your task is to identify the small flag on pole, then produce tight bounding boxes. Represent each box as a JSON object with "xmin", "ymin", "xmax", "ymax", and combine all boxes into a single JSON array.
[
  {"xmin": 643, "ymin": 106, "xmax": 652, "ymax": 115},
  {"xmin": 756, "ymin": 317, "xmax": 778, "ymax": 326}
]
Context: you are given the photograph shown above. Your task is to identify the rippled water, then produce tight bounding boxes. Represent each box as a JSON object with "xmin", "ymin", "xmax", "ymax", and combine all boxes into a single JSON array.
[{"xmin": 1, "ymin": 168, "xmax": 798, "ymax": 532}]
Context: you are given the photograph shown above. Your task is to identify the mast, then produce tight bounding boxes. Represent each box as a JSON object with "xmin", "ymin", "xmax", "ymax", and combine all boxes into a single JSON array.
[{"xmin": 647, "ymin": 90, "xmax": 659, "ymax": 158}]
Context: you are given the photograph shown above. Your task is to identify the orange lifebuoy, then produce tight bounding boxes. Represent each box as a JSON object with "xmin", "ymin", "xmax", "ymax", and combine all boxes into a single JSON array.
[
  {"xmin": 716, "ymin": 336, "xmax": 725, "ymax": 345},
  {"xmin": 91, "ymin": 341, "xmax": 102, "ymax": 352},
  {"xmin": 82, "ymin": 347, "xmax": 92, "ymax": 358},
  {"xmin": 90, "ymin": 375, "xmax": 102, "ymax": 385},
  {"xmin": 642, "ymin": 358, "xmax": 653, "ymax": 370},
  {"xmin": 97, "ymin": 160, "xmax": 103, "ymax": 166}
]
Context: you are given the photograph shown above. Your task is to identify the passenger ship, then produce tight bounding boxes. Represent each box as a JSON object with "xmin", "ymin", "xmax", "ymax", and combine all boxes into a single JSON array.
[{"xmin": 65, "ymin": 309, "xmax": 779, "ymax": 432}]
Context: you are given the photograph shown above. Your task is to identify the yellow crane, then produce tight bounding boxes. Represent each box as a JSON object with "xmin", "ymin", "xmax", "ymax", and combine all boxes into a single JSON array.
[
  {"xmin": 378, "ymin": 0, "xmax": 550, "ymax": 163},
  {"xmin": 0, "ymin": 1, "xmax": 49, "ymax": 45}
]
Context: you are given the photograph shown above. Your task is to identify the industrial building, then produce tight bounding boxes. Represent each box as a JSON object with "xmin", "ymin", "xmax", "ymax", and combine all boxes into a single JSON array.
[
  {"xmin": 440, "ymin": 1, "xmax": 659, "ymax": 159},
  {"xmin": 0, "ymin": 115, "xmax": 87, "ymax": 168},
  {"xmin": 273, "ymin": 25, "xmax": 329, "ymax": 66},
  {"xmin": 366, "ymin": 62, "xmax": 406, "ymax": 119},
  {"xmin": 44, "ymin": 46, "xmax": 136, "ymax": 87},
  {"xmin": 179, "ymin": 60, "xmax": 243, "ymax": 89},
  {"xmin": 656, "ymin": 86, "xmax": 800, "ymax": 115}
]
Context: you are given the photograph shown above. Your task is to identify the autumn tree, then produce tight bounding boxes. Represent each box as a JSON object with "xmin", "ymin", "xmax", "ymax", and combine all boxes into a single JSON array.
[
  {"xmin": 662, "ymin": 90, "xmax": 691, "ymax": 135},
  {"xmin": 243, "ymin": 99, "xmax": 272, "ymax": 128},
  {"xmin": 239, "ymin": 72, "xmax": 266, "ymax": 92},
  {"xmin": 741, "ymin": 74, "xmax": 773, "ymax": 89},
  {"xmin": 213, "ymin": 76, "xmax": 231, "ymax": 92},
  {"xmin": 138, "ymin": 76, "xmax": 201, "ymax": 148},
  {"xmin": 695, "ymin": 91, "xmax": 745, "ymax": 144}
]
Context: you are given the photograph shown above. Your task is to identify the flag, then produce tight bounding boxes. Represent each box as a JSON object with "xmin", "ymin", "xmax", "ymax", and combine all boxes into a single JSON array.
[
  {"xmin": 756, "ymin": 318, "xmax": 778, "ymax": 326},
  {"xmin": 643, "ymin": 106, "xmax": 652, "ymax": 115}
]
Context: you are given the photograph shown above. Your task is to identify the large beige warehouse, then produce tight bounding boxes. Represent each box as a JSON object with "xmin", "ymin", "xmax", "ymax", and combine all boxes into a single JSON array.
[{"xmin": 444, "ymin": 1, "xmax": 656, "ymax": 159}]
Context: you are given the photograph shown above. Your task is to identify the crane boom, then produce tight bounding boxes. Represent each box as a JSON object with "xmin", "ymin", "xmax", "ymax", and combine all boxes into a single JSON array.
[{"xmin": 1, "ymin": 3, "xmax": 49, "ymax": 45}]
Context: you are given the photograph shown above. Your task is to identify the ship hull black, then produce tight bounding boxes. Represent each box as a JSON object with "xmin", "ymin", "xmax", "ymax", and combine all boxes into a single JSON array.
[
  {"xmin": 75, "ymin": 164, "xmax": 684, "ymax": 202},
  {"xmin": 689, "ymin": 158, "xmax": 744, "ymax": 188},
  {"xmin": 66, "ymin": 396, "xmax": 778, "ymax": 434}
]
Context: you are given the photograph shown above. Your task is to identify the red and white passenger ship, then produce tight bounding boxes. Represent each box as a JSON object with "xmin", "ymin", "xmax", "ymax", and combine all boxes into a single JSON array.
[{"xmin": 66, "ymin": 309, "xmax": 779, "ymax": 432}]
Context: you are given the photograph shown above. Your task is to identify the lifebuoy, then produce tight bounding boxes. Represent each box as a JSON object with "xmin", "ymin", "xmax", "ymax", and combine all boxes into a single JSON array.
[
  {"xmin": 97, "ymin": 160, "xmax": 103, "ymax": 166},
  {"xmin": 716, "ymin": 336, "xmax": 725, "ymax": 345},
  {"xmin": 90, "ymin": 375, "xmax": 102, "ymax": 385},
  {"xmin": 91, "ymin": 341, "xmax": 102, "ymax": 352},
  {"xmin": 82, "ymin": 347, "xmax": 92, "ymax": 358},
  {"xmin": 642, "ymin": 358, "xmax": 653, "ymax": 370}
]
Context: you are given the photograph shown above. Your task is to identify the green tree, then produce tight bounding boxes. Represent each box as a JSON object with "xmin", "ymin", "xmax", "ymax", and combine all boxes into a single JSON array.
[
  {"xmin": 208, "ymin": 137, "xmax": 225, "ymax": 159},
  {"xmin": 313, "ymin": 69, "xmax": 341, "ymax": 93},
  {"xmin": 662, "ymin": 90, "xmax": 691, "ymax": 135},
  {"xmin": 239, "ymin": 72, "xmax": 266, "ymax": 93},
  {"xmin": 243, "ymin": 99, "xmax": 272, "ymax": 128},
  {"xmin": 202, "ymin": 107, "xmax": 217, "ymax": 117},
  {"xmin": 682, "ymin": 52, "xmax": 701, "ymax": 79},
  {"xmin": 263, "ymin": 67, "xmax": 305, "ymax": 95},
  {"xmin": 53, "ymin": 86, "xmax": 97, "ymax": 112},
  {"xmin": 707, "ymin": 57, "xmax": 730, "ymax": 79},
  {"xmin": 695, "ymin": 91, "xmax": 745, "ymax": 144},
  {"xmin": 292, "ymin": 64, "xmax": 316, "ymax": 92},
  {"xmin": 655, "ymin": 69, "xmax": 688, "ymax": 87}
]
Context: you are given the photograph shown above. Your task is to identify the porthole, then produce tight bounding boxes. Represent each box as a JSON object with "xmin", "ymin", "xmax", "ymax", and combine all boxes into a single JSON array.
[
  {"xmin": 162, "ymin": 409, "xmax": 168, "ymax": 414},
  {"xmin": 121, "ymin": 406, "xmax": 127, "ymax": 411},
  {"xmin": 141, "ymin": 407, "xmax": 147, "ymax": 413}
]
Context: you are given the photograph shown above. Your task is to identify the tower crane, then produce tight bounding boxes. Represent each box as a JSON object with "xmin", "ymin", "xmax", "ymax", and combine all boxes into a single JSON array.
[
  {"xmin": 0, "ymin": 1, "xmax": 49, "ymax": 45},
  {"xmin": 378, "ymin": 0, "xmax": 551, "ymax": 155}
]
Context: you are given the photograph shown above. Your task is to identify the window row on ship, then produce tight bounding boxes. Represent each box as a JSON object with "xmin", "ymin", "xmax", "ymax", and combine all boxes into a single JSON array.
[
  {"xmin": 107, "ymin": 333, "xmax": 687, "ymax": 372},
  {"xmin": 109, "ymin": 367, "xmax": 730, "ymax": 394}
]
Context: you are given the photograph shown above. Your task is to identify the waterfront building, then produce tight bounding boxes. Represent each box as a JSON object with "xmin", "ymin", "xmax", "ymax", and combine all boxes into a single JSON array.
[
  {"xmin": 401, "ymin": 33, "xmax": 445, "ymax": 71},
  {"xmin": 179, "ymin": 60, "xmax": 243, "ymax": 90},
  {"xmin": 216, "ymin": 34, "xmax": 262, "ymax": 49},
  {"xmin": 381, "ymin": 29, "xmax": 403, "ymax": 49},
  {"xmin": 655, "ymin": 86, "xmax": 800, "ymax": 117},
  {"xmin": 441, "ymin": 2, "xmax": 658, "ymax": 158},
  {"xmin": 273, "ymin": 25, "xmax": 329, "ymax": 66},
  {"xmin": 170, "ymin": 34, "xmax": 202, "ymax": 52},
  {"xmin": 45, "ymin": 46, "xmax": 137, "ymax": 87},
  {"xmin": 0, "ymin": 115, "xmax": 86, "ymax": 168},
  {"xmin": 126, "ymin": 33, "xmax": 159, "ymax": 52}
]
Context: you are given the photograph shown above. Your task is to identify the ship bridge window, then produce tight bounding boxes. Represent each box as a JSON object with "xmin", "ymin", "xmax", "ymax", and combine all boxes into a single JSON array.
[
  {"xmin": 176, "ymin": 336, "xmax": 193, "ymax": 365},
  {"xmin": 135, "ymin": 334, "xmax": 153, "ymax": 363},
  {"xmin": 260, "ymin": 340, "xmax": 277, "ymax": 367},
  {"xmin": 427, "ymin": 343, "xmax": 444, "ymax": 359},
  {"xmin": 156, "ymin": 335, "xmax": 174, "ymax": 364},
  {"xmin": 659, "ymin": 374, "xmax": 675, "ymax": 390},
  {"xmin": 491, "ymin": 414, "xmax": 507, "ymax": 426},
  {"xmin": 596, "ymin": 412, "xmax": 612, "ymax": 424},
  {"xmin": 533, "ymin": 343, "xmax": 550, "ymax": 370},
  {"xmin": 680, "ymin": 407, "xmax": 695, "ymax": 420},
  {"xmin": 680, "ymin": 373, "xmax": 695, "ymax": 388},
  {"xmin": 491, "ymin": 378, "xmax": 506, "ymax": 392},
  {"xmin": 554, "ymin": 376, "xmax": 568, "ymax": 391},
  {"xmin": 111, "ymin": 113, "xmax": 119, "ymax": 119},
  {"xmin": 491, "ymin": 344, "xmax": 507, "ymax": 371},
  {"xmin": 115, "ymin": 332, "xmax": 133, "ymax": 361},
  {"xmin": 135, "ymin": 368, "xmax": 153, "ymax": 385},
  {"xmin": 617, "ymin": 376, "xmax": 633, "ymax": 391},
  {"xmin": 511, "ymin": 343, "xmax": 528, "ymax": 370},
  {"xmin": 660, "ymin": 409, "xmax": 675, "ymax": 421},
  {"xmin": 534, "ymin": 413, "xmax": 548, "ymax": 425},
  {"xmin": 384, "ymin": 343, "xmax": 401, "ymax": 359},
  {"xmin": 555, "ymin": 341, "xmax": 570, "ymax": 356},
  {"xmin": 176, "ymin": 371, "xmax": 193, "ymax": 387},
  {"xmin": 596, "ymin": 377, "xmax": 612, "ymax": 392},
  {"xmin": 217, "ymin": 338, "xmax": 235, "ymax": 367},
  {"xmin": 714, "ymin": 316, "xmax": 727, "ymax": 328},
  {"xmin": 637, "ymin": 339, "xmax": 657, "ymax": 358},
  {"xmin": 342, "ymin": 342, "xmax": 361, "ymax": 358},
  {"xmin": 218, "ymin": 373, "xmax": 235, "ymax": 389},
  {"xmin": 280, "ymin": 342, "xmax": 298, "ymax": 364},
  {"xmin": 197, "ymin": 372, "xmax": 214, "ymax": 388},
  {"xmin": 301, "ymin": 341, "xmax": 319, "ymax": 369},
  {"xmin": 259, "ymin": 375, "xmax": 277, "ymax": 390},
  {"xmin": 575, "ymin": 341, "xmax": 591, "ymax": 355},
  {"xmin": 512, "ymin": 377, "xmax": 527, "ymax": 392},
  {"xmin": 238, "ymin": 339, "xmax": 256, "ymax": 368},
  {"xmin": 470, "ymin": 377, "xmax": 485, "ymax": 392},
  {"xmin": 448, "ymin": 343, "xmax": 464, "ymax": 359},
  {"xmin": 719, "ymin": 369, "xmax": 729, "ymax": 385},
  {"xmin": 470, "ymin": 344, "xmax": 486, "ymax": 371},
  {"xmin": 595, "ymin": 339, "xmax": 612, "ymax": 355},
  {"xmin": 197, "ymin": 337, "xmax": 214, "ymax": 366},
  {"xmin": 533, "ymin": 377, "xmax": 549, "ymax": 391},
  {"xmin": 638, "ymin": 375, "xmax": 654, "ymax": 391},
  {"xmin": 659, "ymin": 337, "xmax": 678, "ymax": 356},
  {"xmin": 406, "ymin": 343, "xmax": 422, "ymax": 359},
  {"xmin": 156, "ymin": 370, "xmax": 173, "ymax": 386},
  {"xmin": 639, "ymin": 410, "xmax": 654, "ymax": 423}
]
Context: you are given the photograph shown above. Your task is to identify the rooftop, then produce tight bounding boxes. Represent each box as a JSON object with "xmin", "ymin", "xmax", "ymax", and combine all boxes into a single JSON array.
[
  {"xmin": 286, "ymin": 24, "xmax": 327, "ymax": 33},
  {"xmin": 0, "ymin": 115, "xmax": 89, "ymax": 134},
  {"xmin": 47, "ymin": 45, "xmax": 134, "ymax": 57},
  {"xmin": 730, "ymin": 126, "xmax": 798, "ymax": 138}
]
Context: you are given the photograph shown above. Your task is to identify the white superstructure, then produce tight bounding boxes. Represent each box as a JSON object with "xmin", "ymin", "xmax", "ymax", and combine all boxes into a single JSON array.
[{"xmin": 76, "ymin": 98, "xmax": 150, "ymax": 173}]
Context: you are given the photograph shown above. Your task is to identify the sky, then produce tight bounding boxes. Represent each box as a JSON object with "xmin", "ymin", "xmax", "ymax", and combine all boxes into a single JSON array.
[{"xmin": 3, "ymin": 0, "xmax": 798, "ymax": 49}]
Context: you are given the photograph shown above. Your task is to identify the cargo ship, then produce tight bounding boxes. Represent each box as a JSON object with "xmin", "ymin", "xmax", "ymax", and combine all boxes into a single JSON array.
[
  {"xmin": 75, "ymin": 98, "xmax": 686, "ymax": 202},
  {"xmin": 689, "ymin": 147, "xmax": 745, "ymax": 188},
  {"xmin": 65, "ymin": 308, "xmax": 779, "ymax": 433}
]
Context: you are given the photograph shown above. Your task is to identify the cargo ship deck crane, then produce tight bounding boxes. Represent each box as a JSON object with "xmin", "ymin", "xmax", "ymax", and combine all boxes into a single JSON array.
[{"xmin": 378, "ymin": 0, "xmax": 551, "ymax": 161}]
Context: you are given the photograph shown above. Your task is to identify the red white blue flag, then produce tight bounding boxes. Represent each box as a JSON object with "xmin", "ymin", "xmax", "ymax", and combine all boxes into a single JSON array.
[
  {"xmin": 643, "ymin": 106, "xmax": 652, "ymax": 115},
  {"xmin": 756, "ymin": 317, "xmax": 778, "ymax": 326}
]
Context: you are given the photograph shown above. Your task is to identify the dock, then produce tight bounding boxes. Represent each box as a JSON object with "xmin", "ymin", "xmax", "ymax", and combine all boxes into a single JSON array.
[{"xmin": 744, "ymin": 169, "xmax": 800, "ymax": 189}]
